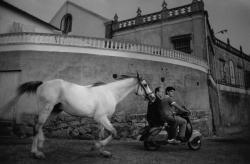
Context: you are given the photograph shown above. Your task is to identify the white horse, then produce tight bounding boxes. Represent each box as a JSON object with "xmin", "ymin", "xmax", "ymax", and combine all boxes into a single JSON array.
[{"xmin": 4, "ymin": 73, "xmax": 155, "ymax": 158}]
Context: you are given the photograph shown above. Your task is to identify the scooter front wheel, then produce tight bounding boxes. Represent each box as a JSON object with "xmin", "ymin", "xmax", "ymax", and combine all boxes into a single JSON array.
[
  {"xmin": 144, "ymin": 140, "xmax": 161, "ymax": 151},
  {"xmin": 188, "ymin": 136, "xmax": 201, "ymax": 150}
]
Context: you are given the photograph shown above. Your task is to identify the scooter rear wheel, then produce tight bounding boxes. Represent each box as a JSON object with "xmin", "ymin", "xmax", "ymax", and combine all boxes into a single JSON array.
[
  {"xmin": 188, "ymin": 136, "xmax": 201, "ymax": 150},
  {"xmin": 144, "ymin": 140, "xmax": 160, "ymax": 151}
]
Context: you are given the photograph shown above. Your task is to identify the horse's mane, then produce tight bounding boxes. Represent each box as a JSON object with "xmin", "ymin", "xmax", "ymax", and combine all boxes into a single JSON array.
[
  {"xmin": 90, "ymin": 75, "xmax": 137, "ymax": 87},
  {"xmin": 91, "ymin": 81, "xmax": 106, "ymax": 87},
  {"xmin": 116, "ymin": 75, "xmax": 136, "ymax": 80}
]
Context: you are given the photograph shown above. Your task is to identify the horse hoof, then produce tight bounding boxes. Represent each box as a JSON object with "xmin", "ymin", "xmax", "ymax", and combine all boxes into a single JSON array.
[
  {"xmin": 32, "ymin": 152, "xmax": 46, "ymax": 159},
  {"xmin": 90, "ymin": 142, "xmax": 102, "ymax": 151},
  {"xmin": 100, "ymin": 150, "xmax": 112, "ymax": 158},
  {"xmin": 90, "ymin": 146, "xmax": 99, "ymax": 152}
]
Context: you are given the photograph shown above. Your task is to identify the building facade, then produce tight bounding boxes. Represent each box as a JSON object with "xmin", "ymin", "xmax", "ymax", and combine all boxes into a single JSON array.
[
  {"xmin": 50, "ymin": 1, "xmax": 109, "ymax": 38},
  {"xmin": 105, "ymin": 0, "xmax": 250, "ymax": 135}
]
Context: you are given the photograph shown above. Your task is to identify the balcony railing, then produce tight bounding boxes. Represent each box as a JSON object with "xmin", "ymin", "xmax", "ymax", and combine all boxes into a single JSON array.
[{"xmin": 0, "ymin": 32, "xmax": 207, "ymax": 68}]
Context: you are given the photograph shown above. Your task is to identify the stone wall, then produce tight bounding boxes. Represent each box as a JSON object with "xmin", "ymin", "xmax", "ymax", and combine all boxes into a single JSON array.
[
  {"xmin": 217, "ymin": 90, "xmax": 250, "ymax": 134},
  {"xmin": 0, "ymin": 50, "xmax": 212, "ymax": 138},
  {"xmin": 12, "ymin": 51, "xmax": 210, "ymax": 116}
]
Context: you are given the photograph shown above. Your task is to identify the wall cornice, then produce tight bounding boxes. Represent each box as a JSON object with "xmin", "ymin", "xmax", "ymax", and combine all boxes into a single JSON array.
[
  {"xmin": 218, "ymin": 84, "xmax": 250, "ymax": 95},
  {"xmin": 0, "ymin": 32, "xmax": 208, "ymax": 73}
]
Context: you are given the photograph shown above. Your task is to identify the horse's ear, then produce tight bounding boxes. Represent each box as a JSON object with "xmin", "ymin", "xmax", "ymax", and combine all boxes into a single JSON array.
[
  {"xmin": 136, "ymin": 72, "xmax": 142, "ymax": 81},
  {"xmin": 136, "ymin": 72, "xmax": 140, "ymax": 79}
]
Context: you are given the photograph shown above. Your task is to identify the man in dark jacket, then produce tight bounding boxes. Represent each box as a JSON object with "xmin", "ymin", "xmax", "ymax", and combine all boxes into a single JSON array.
[
  {"xmin": 146, "ymin": 86, "xmax": 181, "ymax": 144},
  {"xmin": 147, "ymin": 87, "xmax": 165, "ymax": 127}
]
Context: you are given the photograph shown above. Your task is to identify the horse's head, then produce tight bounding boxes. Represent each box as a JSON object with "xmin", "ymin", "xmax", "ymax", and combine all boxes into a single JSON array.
[{"xmin": 135, "ymin": 73, "xmax": 155, "ymax": 103}]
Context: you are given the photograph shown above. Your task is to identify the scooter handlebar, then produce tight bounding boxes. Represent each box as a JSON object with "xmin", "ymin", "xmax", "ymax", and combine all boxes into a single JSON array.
[{"xmin": 179, "ymin": 106, "xmax": 191, "ymax": 116}]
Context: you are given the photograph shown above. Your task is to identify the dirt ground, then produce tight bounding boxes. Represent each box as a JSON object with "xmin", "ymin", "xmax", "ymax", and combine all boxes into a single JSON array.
[{"xmin": 0, "ymin": 136, "xmax": 249, "ymax": 164}]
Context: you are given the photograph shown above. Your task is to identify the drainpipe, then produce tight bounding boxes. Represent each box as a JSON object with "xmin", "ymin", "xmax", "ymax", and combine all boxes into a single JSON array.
[
  {"xmin": 204, "ymin": 13, "xmax": 212, "ymax": 134},
  {"xmin": 204, "ymin": 12, "xmax": 220, "ymax": 135},
  {"xmin": 204, "ymin": 13, "xmax": 210, "ymax": 73},
  {"xmin": 240, "ymin": 46, "xmax": 246, "ymax": 89}
]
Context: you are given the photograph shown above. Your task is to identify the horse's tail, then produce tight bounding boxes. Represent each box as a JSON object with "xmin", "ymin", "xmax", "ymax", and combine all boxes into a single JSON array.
[
  {"xmin": 17, "ymin": 81, "xmax": 43, "ymax": 96},
  {"xmin": 0, "ymin": 81, "xmax": 43, "ymax": 118}
]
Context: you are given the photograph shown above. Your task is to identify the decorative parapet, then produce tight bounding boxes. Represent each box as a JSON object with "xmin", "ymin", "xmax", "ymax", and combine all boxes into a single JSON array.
[
  {"xmin": 205, "ymin": 9, "xmax": 249, "ymax": 61},
  {"xmin": 110, "ymin": 0, "xmax": 204, "ymax": 32},
  {"xmin": 0, "ymin": 32, "xmax": 207, "ymax": 68}
]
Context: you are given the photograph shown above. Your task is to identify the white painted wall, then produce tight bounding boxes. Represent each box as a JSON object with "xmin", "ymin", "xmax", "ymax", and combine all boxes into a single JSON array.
[
  {"xmin": 0, "ymin": 71, "xmax": 20, "ymax": 120},
  {"xmin": 0, "ymin": 5, "xmax": 55, "ymax": 34}
]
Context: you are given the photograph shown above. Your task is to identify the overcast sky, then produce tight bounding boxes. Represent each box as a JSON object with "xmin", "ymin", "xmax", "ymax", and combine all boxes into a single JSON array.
[{"xmin": 4, "ymin": 0, "xmax": 250, "ymax": 54}]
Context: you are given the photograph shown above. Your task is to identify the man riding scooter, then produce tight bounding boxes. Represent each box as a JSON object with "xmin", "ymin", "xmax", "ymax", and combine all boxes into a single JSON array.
[{"xmin": 161, "ymin": 86, "xmax": 190, "ymax": 143}]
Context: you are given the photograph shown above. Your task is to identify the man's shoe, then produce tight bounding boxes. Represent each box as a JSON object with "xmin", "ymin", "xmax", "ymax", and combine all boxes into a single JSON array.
[{"xmin": 168, "ymin": 138, "xmax": 181, "ymax": 144}]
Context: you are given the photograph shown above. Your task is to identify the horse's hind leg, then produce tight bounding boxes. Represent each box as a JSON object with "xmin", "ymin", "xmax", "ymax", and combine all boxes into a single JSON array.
[
  {"xmin": 37, "ymin": 127, "xmax": 45, "ymax": 149},
  {"xmin": 98, "ymin": 124, "xmax": 105, "ymax": 139},
  {"xmin": 31, "ymin": 103, "xmax": 53, "ymax": 159},
  {"xmin": 93, "ymin": 116, "xmax": 117, "ymax": 157}
]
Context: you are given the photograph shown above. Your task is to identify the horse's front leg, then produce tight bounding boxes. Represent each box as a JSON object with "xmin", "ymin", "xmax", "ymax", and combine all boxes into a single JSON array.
[{"xmin": 93, "ymin": 116, "xmax": 117, "ymax": 158}]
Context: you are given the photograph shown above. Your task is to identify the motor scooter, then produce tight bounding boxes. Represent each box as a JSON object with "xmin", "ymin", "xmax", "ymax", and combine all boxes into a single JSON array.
[{"xmin": 139, "ymin": 108, "xmax": 202, "ymax": 151}]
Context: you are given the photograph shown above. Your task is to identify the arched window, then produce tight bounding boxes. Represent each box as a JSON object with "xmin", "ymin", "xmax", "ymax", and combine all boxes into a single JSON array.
[
  {"xmin": 60, "ymin": 13, "xmax": 72, "ymax": 34},
  {"xmin": 237, "ymin": 65, "xmax": 244, "ymax": 87},
  {"xmin": 219, "ymin": 59, "xmax": 226, "ymax": 83},
  {"xmin": 229, "ymin": 60, "xmax": 236, "ymax": 84}
]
